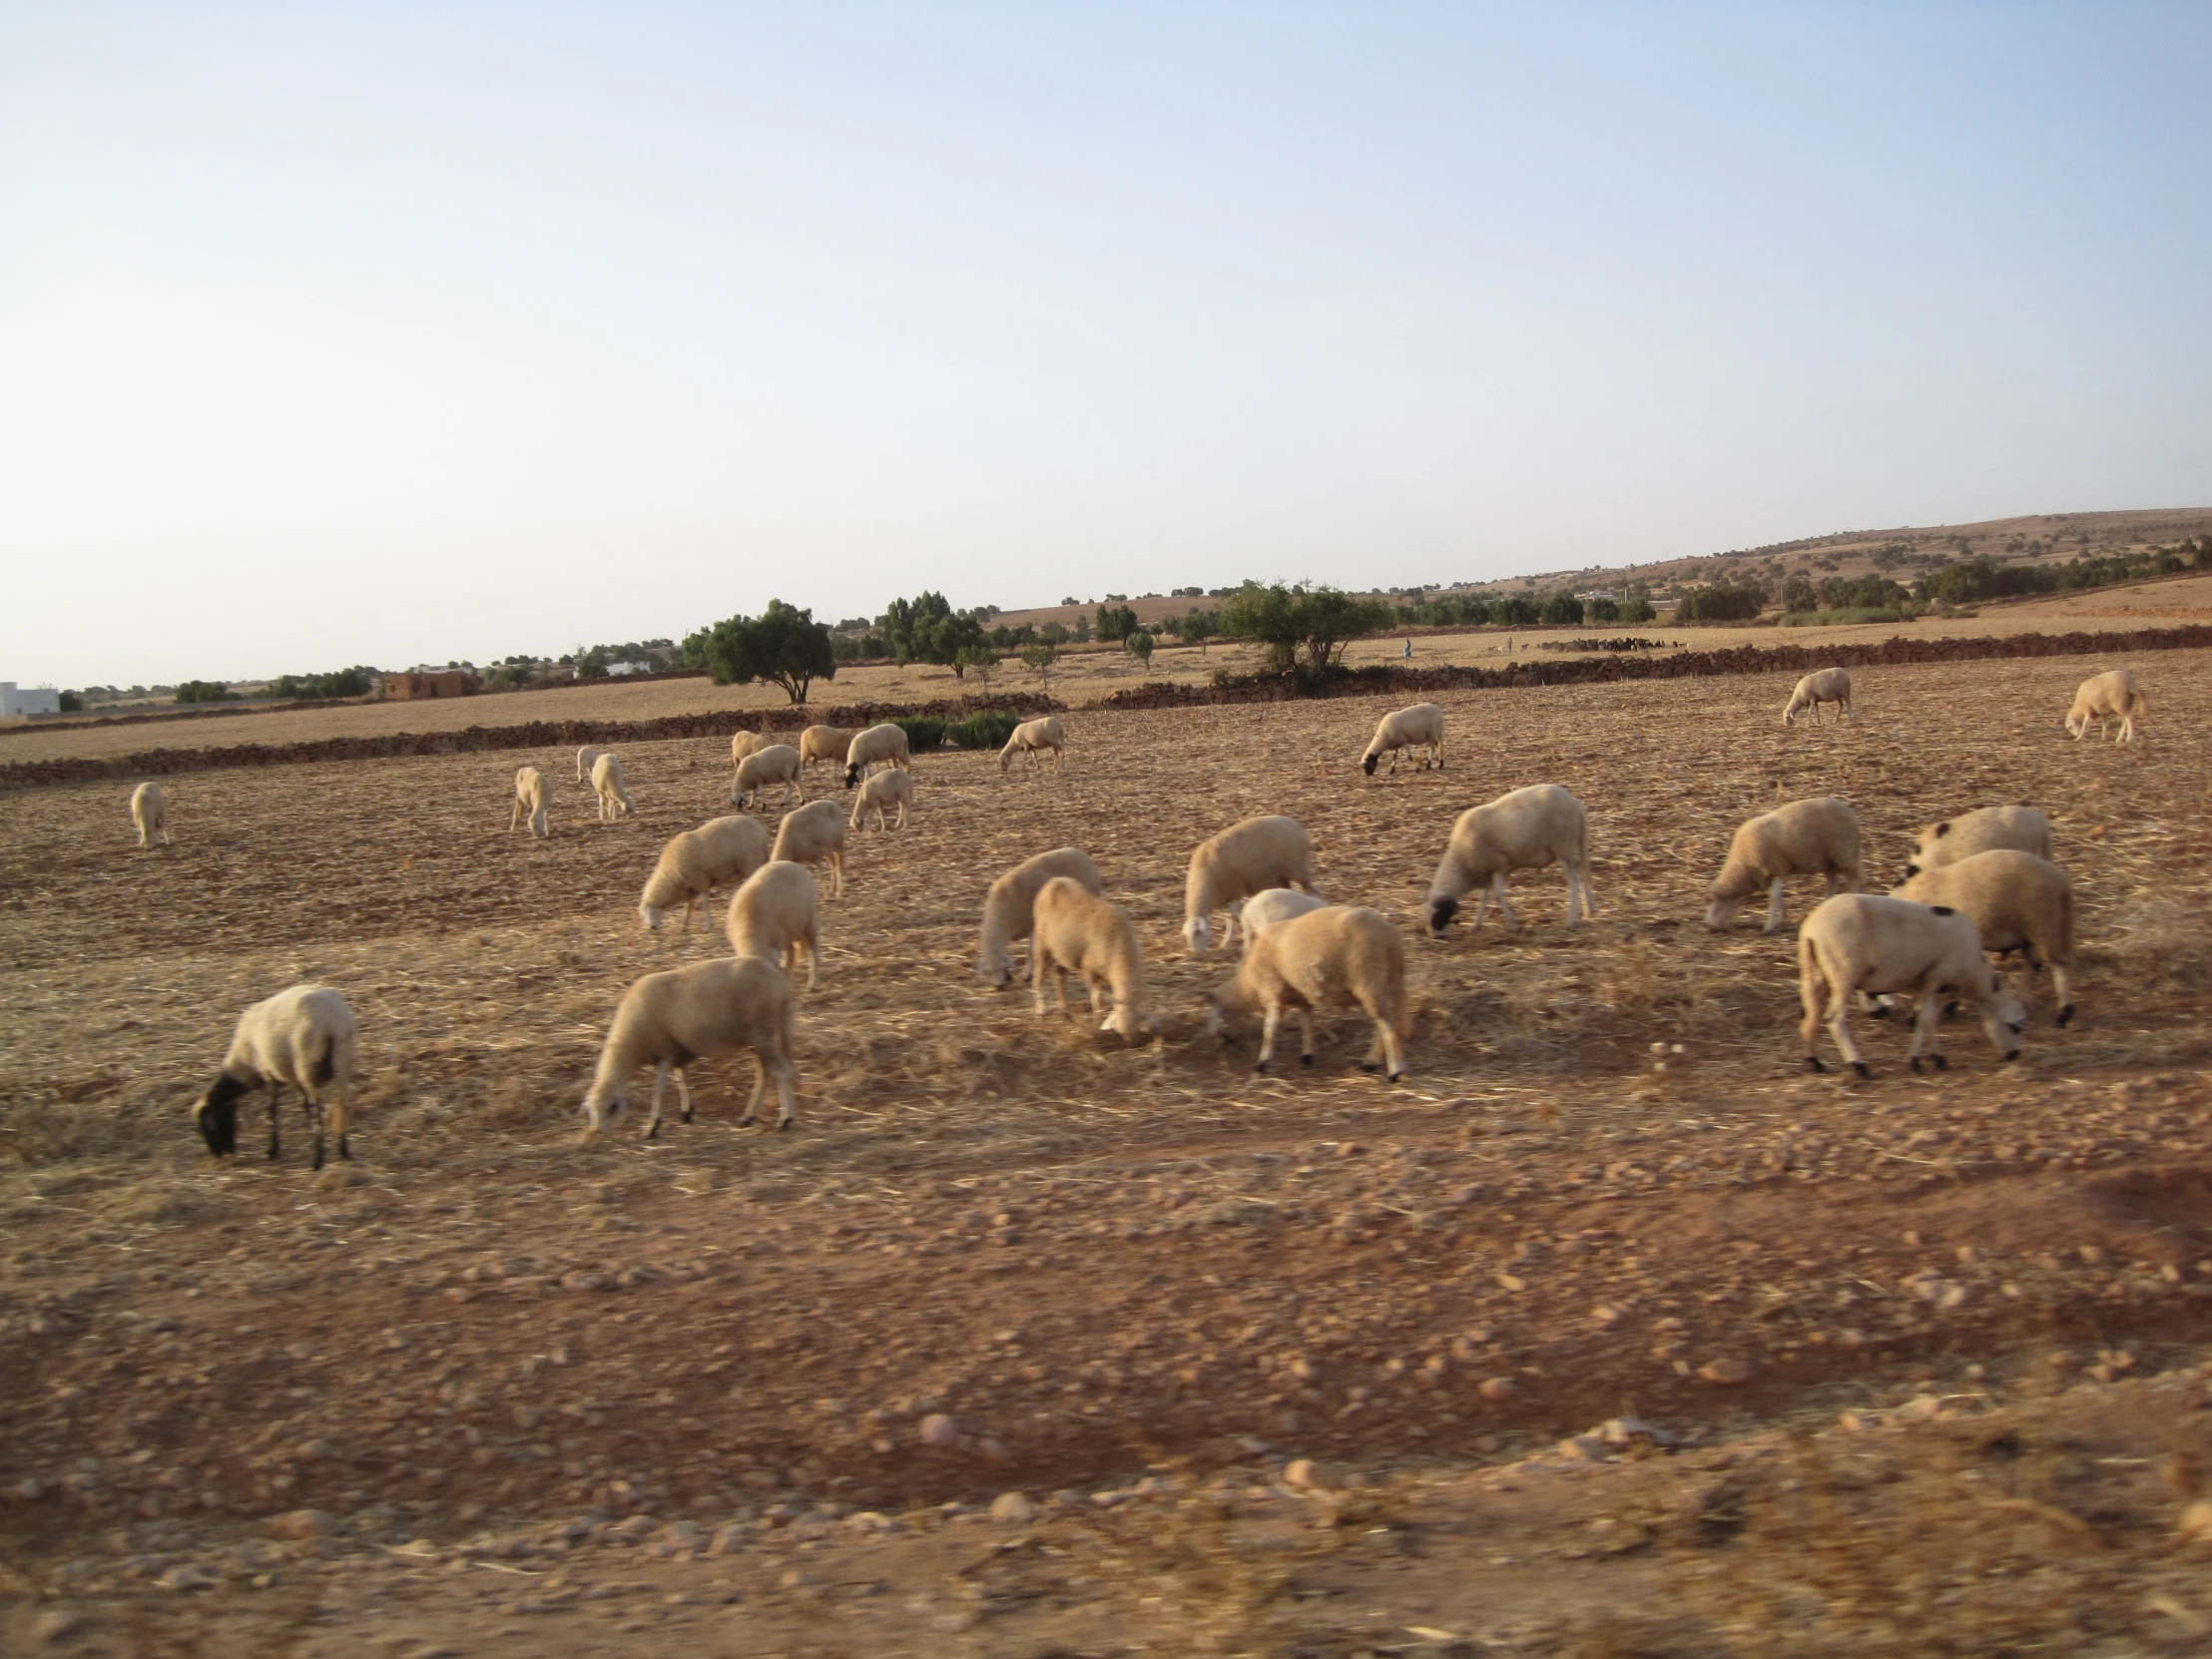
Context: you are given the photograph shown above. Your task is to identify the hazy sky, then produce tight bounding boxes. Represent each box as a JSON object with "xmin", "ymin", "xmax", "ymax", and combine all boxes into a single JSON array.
[{"xmin": 3, "ymin": 4, "xmax": 2207, "ymax": 686}]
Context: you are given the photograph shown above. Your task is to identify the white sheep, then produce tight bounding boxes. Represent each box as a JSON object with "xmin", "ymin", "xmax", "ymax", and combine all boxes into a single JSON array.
[
  {"xmin": 1892, "ymin": 849, "xmax": 2077, "ymax": 1026},
  {"xmin": 1704, "ymin": 797, "xmax": 1861, "ymax": 933},
  {"xmin": 510, "ymin": 766, "xmax": 550, "ymax": 838},
  {"xmin": 1208, "ymin": 905, "xmax": 1409, "ymax": 1081},
  {"xmin": 575, "ymin": 745, "xmax": 601, "ymax": 784},
  {"xmin": 1183, "ymin": 815, "xmax": 1323, "ymax": 955},
  {"xmin": 583, "ymin": 956, "xmax": 799, "ymax": 1136},
  {"xmin": 725, "ymin": 859, "xmax": 821, "ymax": 991},
  {"xmin": 731, "ymin": 730, "xmax": 786, "ymax": 766},
  {"xmin": 2065, "ymin": 668, "xmax": 2145, "ymax": 744},
  {"xmin": 730, "ymin": 743, "xmax": 804, "ymax": 810},
  {"xmin": 639, "ymin": 815, "xmax": 773, "ymax": 930},
  {"xmin": 196, "ymin": 984, "xmax": 358, "ymax": 1170},
  {"xmin": 1797, "ymin": 893, "xmax": 2024, "ymax": 1077},
  {"xmin": 1424, "ymin": 784, "xmax": 1594, "ymax": 935},
  {"xmin": 1032, "ymin": 876, "xmax": 1147, "ymax": 1039},
  {"xmin": 591, "ymin": 752, "xmax": 635, "ymax": 821},
  {"xmin": 999, "ymin": 716, "xmax": 1067, "ymax": 774},
  {"xmin": 842, "ymin": 723, "xmax": 912, "ymax": 788},
  {"xmin": 848, "ymin": 767, "xmax": 913, "ymax": 831},
  {"xmin": 1782, "ymin": 667, "xmax": 1853, "ymax": 726},
  {"xmin": 1238, "ymin": 887, "xmax": 1329, "ymax": 952},
  {"xmin": 1901, "ymin": 805, "xmax": 2054, "ymax": 880},
  {"xmin": 1361, "ymin": 703, "xmax": 1444, "ymax": 775},
  {"xmin": 130, "ymin": 782, "xmax": 171, "ymax": 848},
  {"xmin": 770, "ymin": 798, "xmax": 847, "ymax": 897},
  {"xmin": 798, "ymin": 724, "xmax": 856, "ymax": 776},
  {"xmin": 976, "ymin": 847, "xmax": 1105, "ymax": 988}
]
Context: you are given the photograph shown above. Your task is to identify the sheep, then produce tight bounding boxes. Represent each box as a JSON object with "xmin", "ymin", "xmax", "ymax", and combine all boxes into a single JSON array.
[
  {"xmin": 582, "ymin": 957, "xmax": 798, "ymax": 1136},
  {"xmin": 1782, "ymin": 667, "xmax": 1852, "ymax": 726},
  {"xmin": 591, "ymin": 752, "xmax": 635, "ymax": 821},
  {"xmin": 770, "ymin": 798, "xmax": 847, "ymax": 897},
  {"xmin": 1704, "ymin": 797, "xmax": 1861, "ymax": 933},
  {"xmin": 729, "ymin": 743, "xmax": 804, "ymax": 810},
  {"xmin": 1902, "ymin": 805, "xmax": 2054, "ymax": 880},
  {"xmin": 725, "ymin": 859, "xmax": 821, "ymax": 990},
  {"xmin": 195, "ymin": 984, "xmax": 357, "ymax": 1171},
  {"xmin": 1238, "ymin": 887, "xmax": 1329, "ymax": 951},
  {"xmin": 1208, "ymin": 905, "xmax": 1409, "ymax": 1080},
  {"xmin": 842, "ymin": 723, "xmax": 912, "ymax": 788},
  {"xmin": 1424, "ymin": 784, "xmax": 1594, "ymax": 935},
  {"xmin": 1183, "ymin": 815, "xmax": 1322, "ymax": 955},
  {"xmin": 507, "ymin": 766, "xmax": 550, "ymax": 838},
  {"xmin": 1892, "ymin": 849, "xmax": 2077, "ymax": 1025},
  {"xmin": 130, "ymin": 782, "xmax": 171, "ymax": 848},
  {"xmin": 1361, "ymin": 703, "xmax": 1444, "ymax": 775},
  {"xmin": 798, "ymin": 725, "xmax": 856, "ymax": 776},
  {"xmin": 999, "ymin": 715, "xmax": 1067, "ymax": 774},
  {"xmin": 848, "ymin": 767, "xmax": 913, "ymax": 831},
  {"xmin": 730, "ymin": 729, "xmax": 785, "ymax": 766},
  {"xmin": 1797, "ymin": 893, "xmax": 2024, "ymax": 1077},
  {"xmin": 2066, "ymin": 668, "xmax": 2145, "ymax": 744},
  {"xmin": 976, "ymin": 847, "xmax": 1105, "ymax": 988},
  {"xmin": 639, "ymin": 814, "xmax": 773, "ymax": 930},
  {"xmin": 1031, "ymin": 876, "xmax": 1147, "ymax": 1039},
  {"xmin": 575, "ymin": 745, "xmax": 601, "ymax": 784}
]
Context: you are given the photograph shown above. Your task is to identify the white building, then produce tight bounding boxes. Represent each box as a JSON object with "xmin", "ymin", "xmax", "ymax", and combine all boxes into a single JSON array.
[{"xmin": 0, "ymin": 682, "xmax": 60, "ymax": 717}]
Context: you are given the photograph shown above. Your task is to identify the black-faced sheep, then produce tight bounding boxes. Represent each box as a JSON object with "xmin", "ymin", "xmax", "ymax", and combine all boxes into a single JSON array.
[
  {"xmin": 730, "ymin": 744, "xmax": 804, "ymax": 811},
  {"xmin": 1424, "ymin": 784, "xmax": 1593, "ymax": 935},
  {"xmin": 1705, "ymin": 797, "xmax": 1861, "ymax": 933},
  {"xmin": 196, "ymin": 985, "xmax": 358, "ymax": 1171},
  {"xmin": 1797, "ymin": 894, "xmax": 2024, "ymax": 1078},
  {"xmin": 1362, "ymin": 703, "xmax": 1443, "ymax": 775},
  {"xmin": 1901, "ymin": 805, "xmax": 2054, "ymax": 880},
  {"xmin": 999, "ymin": 716, "xmax": 1066, "ymax": 774},
  {"xmin": 1892, "ymin": 849, "xmax": 2076, "ymax": 1025},
  {"xmin": 842, "ymin": 724, "xmax": 911, "ymax": 789}
]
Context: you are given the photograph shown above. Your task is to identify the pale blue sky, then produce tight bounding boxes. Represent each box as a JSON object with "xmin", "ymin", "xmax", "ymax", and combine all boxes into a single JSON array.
[{"xmin": 2, "ymin": 3, "xmax": 2207, "ymax": 685}]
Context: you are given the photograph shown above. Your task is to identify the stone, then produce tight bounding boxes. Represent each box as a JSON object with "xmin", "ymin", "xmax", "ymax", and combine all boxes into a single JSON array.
[
  {"xmin": 2179, "ymin": 1500, "xmax": 2212, "ymax": 1541},
  {"xmin": 1556, "ymin": 1434, "xmax": 1606, "ymax": 1461},
  {"xmin": 266, "ymin": 1509, "xmax": 335, "ymax": 1540},
  {"xmin": 988, "ymin": 1492, "xmax": 1036, "ymax": 1524},
  {"xmin": 1698, "ymin": 1359, "xmax": 1753, "ymax": 1386},
  {"xmin": 1281, "ymin": 1459, "xmax": 1342, "ymax": 1492},
  {"xmin": 917, "ymin": 1413, "xmax": 959, "ymax": 1448},
  {"xmin": 32, "ymin": 1610, "xmax": 81, "ymax": 1643},
  {"xmin": 1477, "ymin": 1377, "xmax": 1518, "ymax": 1403}
]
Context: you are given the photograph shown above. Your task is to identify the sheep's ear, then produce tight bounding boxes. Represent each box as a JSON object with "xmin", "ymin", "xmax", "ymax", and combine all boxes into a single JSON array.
[
  {"xmin": 1934, "ymin": 823, "xmax": 1950, "ymax": 837},
  {"xmin": 1930, "ymin": 904, "xmax": 1955, "ymax": 916}
]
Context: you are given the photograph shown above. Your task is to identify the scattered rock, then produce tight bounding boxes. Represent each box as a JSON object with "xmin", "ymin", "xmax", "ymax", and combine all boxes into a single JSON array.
[
  {"xmin": 917, "ymin": 1413, "xmax": 959, "ymax": 1448},
  {"xmin": 2179, "ymin": 1500, "xmax": 2212, "ymax": 1542},
  {"xmin": 988, "ymin": 1492, "xmax": 1036, "ymax": 1524},
  {"xmin": 1698, "ymin": 1359, "xmax": 1753, "ymax": 1386},
  {"xmin": 559, "ymin": 1272, "xmax": 610, "ymax": 1293},
  {"xmin": 266, "ymin": 1509, "xmax": 334, "ymax": 1540},
  {"xmin": 1477, "ymin": 1377, "xmax": 1518, "ymax": 1403},
  {"xmin": 1282, "ymin": 1459, "xmax": 1343, "ymax": 1492},
  {"xmin": 1556, "ymin": 1434, "xmax": 1606, "ymax": 1462},
  {"xmin": 31, "ymin": 1610, "xmax": 81, "ymax": 1643},
  {"xmin": 157, "ymin": 1564, "xmax": 217, "ymax": 1591}
]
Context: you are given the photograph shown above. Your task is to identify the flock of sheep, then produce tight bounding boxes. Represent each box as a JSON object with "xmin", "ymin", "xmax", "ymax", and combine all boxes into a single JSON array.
[{"xmin": 157, "ymin": 663, "xmax": 2148, "ymax": 1165}]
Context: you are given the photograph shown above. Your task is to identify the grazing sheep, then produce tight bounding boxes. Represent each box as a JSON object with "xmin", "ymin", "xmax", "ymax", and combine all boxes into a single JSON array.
[
  {"xmin": 510, "ymin": 766, "xmax": 551, "ymax": 838},
  {"xmin": 1238, "ymin": 887, "xmax": 1329, "ymax": 952},
  {"xmin": 583, "ymin": 957, "xmax": 799, "ymax": 1136},
  {"xmin": 1902, "ymin": 805, "xmax": 2055, "ymax": 880},
  {"xmin": 976, "ymin": 847, "xmax": 1105, "ymax": 988},
  {"xmin": 730, "ymin": 743, "xmax": 804, "ymax": 810},
  {"xmin": 575, "ymin": 745, "xmax": 601, "ymax": 784},
  {"xmin": 2065, "ymin": 668, "xmax": 2145, "ymax": 744},
  {"xmin": 1361, "ymin": 703, "xmax": 1444, "ymax": 775},
  {"xmin": 196, "ymin": 984, "xmax": 357, "ymax": 1171},
  {"xmin": 1183, "ymin": 815, "xmax": 1323, "ymax": 955},
  {"xmin": 591, "ymin": 752, "xmax": 635, "ymax": 821},
  {"xmin": 1798, "ymin": 893, "xmax": 2024, "ymax": 1077},
  {"xmin": 999, "ymin": 715, "xmax": 1067, "ymax": 774},
  {"xmin": 731, "ymin": 730, "xmax": 786, "ymax": 766},
  {"xmin": 848, "ymin": 767, "xmax": 913, "ymax": 831},
  {"xmin": 1031, "ymin": 876, "xmax": 1147, "ymax": 1039},
  {"xmin": 770, "ymin": 799, "xmax": 847, "ymax": 897},
  {"xmin": 1783, "ymin": 667, "xmax": 1853, "ymax": 727},
  {"xmin": 1893, "ymin": 849, "xmax": 2077, "ymax": 1025},
  {"xmin": 130, "ymin": 782, "xmax": 171, "ymax": 848},
  {"xmin": 798, "ymin": 725, "xmax": 856, "ymax": 775},
  {"xmin": 725, "ymin": 859, "xmax": 821, "ymax": 991},
  {"xmin": 1208, "ymin": 905, "xmax": 1409, "ymax": 1080},
  {"xmin": 1704, "ymin": 797, "xmax": 1861, "ymax": 933},
  {"xmin": 1424, "ymin": 784, "xmax": 1594, "ymax": 935},
  {"xmin": 639, "ymin": 815, "xmax": 773, "ymax": 930},
  {"xmin": 842, "ymin": 723, "xmax": 912, "ymax": 788}
]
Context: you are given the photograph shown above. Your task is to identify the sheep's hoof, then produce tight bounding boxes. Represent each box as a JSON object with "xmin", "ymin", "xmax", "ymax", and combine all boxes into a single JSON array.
[
  {"xmin": 1867, "ymin": 1003, "xmax": 1891, "ymax": 1021},
  {"xmin": 1253, "ymin": 1061, "xmax": 1270, "ymax": 1075},
  {"xmin": 1910, "ymin": 1056, "xmax": 1923, "ymax": 1073},
  {"xmin": 776, "ymin": 1118, "xmax": 792, "ymax": 1132},
  {"xmin": 1850, "ymin": 1062, "xmax": 1872, "ymax": 1080},
  {"xmin": 2001, "ymin": 1051, "xmax": 2021, "ymax": 1064},
  {"xmin": 1931, "ymin": 1053, "xmax": 1948, "ymax": 1070},
  {"xmin": 1385, "ymin": 1070, "xmax": 1404, "ymax": 1084},
  {"xmin": 1300, "ymin": 1053, "xmax": 1314, "ymax": 1068},
  {"xmin": 2057, "ymin": 1005, "xmax": 2074, "ymax": 1027},
  {"xmin": 646, "ymin": 1124, "xmax": 661, "ymax": 1141},
  {"xmin": 312, "ymin": 1148, "xmax": 326, "ymax": 1172},
  {"xmin": 1804, "ymin": 1056, "xmax": 1825, "ymax": 1073},
  {"xmin": 1359, "ymin": 1060, "xmax": 1380, "ymax": 1073}
]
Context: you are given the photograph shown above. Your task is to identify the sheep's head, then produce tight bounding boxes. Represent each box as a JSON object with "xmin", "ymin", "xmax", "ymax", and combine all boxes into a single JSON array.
[
  {"xmin": 976, "ymin": 949, "xmax": 1012, "ymax": 989},
  {"xmin": 1183, "ymin": 915, "xmax": 1213, "ymax": 956},
  {"xmin": 639, "ymin": 902, "xmax": 664, "ymax": 931},
  {"xmin": 196, "ymin": 1074, "xmax": 248, "ymax": 1159},
  {"xmin": 1980, "ymin": 973, "xmax": 2027, "ymax": 1061},
  {"xmin": 843, "ymin": 763, "xmax": 861, "ymax": 790},
  {"xmin": 1362, "ymin": 754, "xmax": 1380, "ymax": 777},
  {"xmin": 1425, "ymin": 894, "xmax": 1459, "ymax": 934}
]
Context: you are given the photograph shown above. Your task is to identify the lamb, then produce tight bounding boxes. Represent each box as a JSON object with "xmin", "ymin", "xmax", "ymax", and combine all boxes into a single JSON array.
[
  {"xmin": 999, "ymin": 716, "xmax": 1067, "ymax": 774},
  {"xmin": 575, "ymin": 745, "xmax": 601, "ymax": 784},
  {"xmin": 1238, "ymin": 887, "xmax": 1329, "ymax": 951},
  {"xmin": 1797, "ymin": 893, "xmax": 2024, "ymax": 1077},
  {"xmin": 130, "ymin": 782, "xmax": 171, "ymax": 847},
  {"xmin": 1782, "ymin": 667, "xmax": 1853, "ymax": 726},
  {"xmin": 724, "ymin": 859, "xmax": 821, "ymax": 990},
  {"xmin": 1361, "ymin": 703, "xmax": 1444, "ymax": 775},
  {"xmin": 639, "ymin": 815, "xmax": 773, "ymax": 930},
  {"xmin": 798, "ymin": 725, "xmax": 856, "ymax": 776},
  {"xmin": 770, "ymin": 799, "xmax": 847, "ymax": 897},
  {"xmin": 1902, "ymin": 805, "xmax": 2055, "ymax": 880},
  {"xmin": 509, "ymin": 766, "xmax": 551, "ymax": 838},
  {"xmin": 591, "ymin": 752, "xmax": 635, "ymax": 821},
  {"xmin": 2065, "ymin": 668, "xmax": 2145, "ymax": 744},
  {"xmin": 582, "ymin": 957, "xmax": 799, "ymax": 1136},
  {"xmin": 1182, "ymin": 815, "xmax": 1323, "ymax": 955},
  {"xmin": 976, "ymin": 847, "xmax": 1105, "ymax": 988},
  {"xmin": 1031, "ymin": 876, "xmax": 1148, "ymax": 1039},
  {"xmin": 1704, "ymin": 797, "xmax": 1861, "ymax": 933},
  {"xmin": 1424, "ymin": 784, "xmax": 1594, "ymax": 935},
  {"xmin": 1892, "ymin": 849, "xmax": 2077, "ymax": 1025},
  {"xmin": 842, "ymin": 723, "xmax": 912, "ymax": 788},
  {"xmin": 195, "ymin": 984, "xmax": 358, "ymax": 1171},
  {"xmin": 848, "ymin": 767, "xmax": 913, "ymax": 831},
  {"xmin": 729, "ymin": 743, "xmax": 804, "ymax": 810},
  {"xmin": 1208, "ymin": 905, "xmax": 1409, "ymax": 1081}
]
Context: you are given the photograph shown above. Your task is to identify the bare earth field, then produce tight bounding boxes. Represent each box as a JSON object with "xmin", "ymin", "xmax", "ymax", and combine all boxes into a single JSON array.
[{"xmin": 4, "ymin": 649, "xmax": 2212, "ymax": 1656}]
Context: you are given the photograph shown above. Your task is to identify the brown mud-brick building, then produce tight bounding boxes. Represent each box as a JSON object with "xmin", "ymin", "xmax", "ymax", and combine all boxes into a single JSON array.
[{"xmin": 381, "ymin": 671, "xmax": 480, "ymax": 701}]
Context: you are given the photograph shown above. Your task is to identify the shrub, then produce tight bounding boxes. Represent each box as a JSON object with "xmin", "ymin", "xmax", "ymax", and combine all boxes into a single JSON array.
[
  {"xmin": 1616, "ymin": 596, "xmax": 1657, "ymax": 624},
  {"xmin": 1674, "ymin": 585, "xmax": 1762, "ymax": 623},
  {"xmin": 1126, "ymin": 630, "xmax": 1155, "ymax": 667},
  {"xmin": 173, "ymin": 680, "xmax": 236, "ymax": 703},
  {"xmin": 944, "ymin": 711, "xmax": 1022, "ymax": 750},
  {"xmin": 890, "ymin": 717, "xmax": 946, "ymax": 752}
]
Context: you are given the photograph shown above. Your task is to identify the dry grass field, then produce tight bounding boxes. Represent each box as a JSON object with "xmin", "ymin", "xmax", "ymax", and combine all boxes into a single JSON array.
[{"xmin": 4, "ymin": 648, "xmax": 2212, "ymax": 1655}]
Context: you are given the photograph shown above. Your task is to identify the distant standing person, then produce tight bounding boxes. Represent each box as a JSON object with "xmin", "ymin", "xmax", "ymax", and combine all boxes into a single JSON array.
[{"xmin": 1401, "ymin": 638, "xmax": 1412, "ymax": 659}]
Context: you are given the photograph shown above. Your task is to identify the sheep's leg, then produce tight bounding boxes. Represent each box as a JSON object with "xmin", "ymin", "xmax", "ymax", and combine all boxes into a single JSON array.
[
  {"xmin": 1255, "ymin": 1008, "xmax": 1282, "ymax": 1073},
  {"xmin": 267, "ymin": 1084, "xmax": 281, "ymax": 1161},
  {"xmin": 1799, "ymin": 963, "xmax": 1830, "ymax": 1071},
  {"xmin": 739, "ymin": 1057, "xmax": 764, "ymax": 1127},
  {"xmin": 2051, "ymin": 960, "xmax": 2074, "ymax": 1026},
  {"xmin": 1432, "ymin": 740, "xmax": 1442, "ymax": 770},
  {"xmin": 645, "ymin": 1061, "xmax": 672, "ymax": 1139},
  {"xmin": 1824, "ymin": 982, "xmax": 1871, "ymax": 1079},
  {"xmin": 1223, "ymin": 901, "xmax": 1242, "ymax": 950},
  {"xmin": 1030, "ymin": 947, "xmax": 1050, "ymax": 1017},
  {"xmin": 805, "ymin": 934, "xmax": 819, "ymax": 991},
  {"xmin": 1764, "ymin": 876, "xmax": 1787, "ymax": 934},
  {"xmin": 830, "ymin": 850, "xmax": 844, "ymax": 898},
  {"xmin": 1578, "ymin": 863, "xmax": 1597, "ymax": 921},
  {"xmin": 1907, "ymin": 988, "xmax": 1947, "ymax": 1073},
  {"xmin": 1490, "ymin": 874, "xmax": 1518, "ymax": 930},
  {"xmin": 1468, "ymin": 884, "xmax": 1491, "ymax": 932},
  {"xmin": 675, "ymin": 1066, "xmax": 695, "ymax": 1126},
  {"xmin": 332, "ymin": 1085, "xmax": 350, "ymax": 1163},
  {"xmin": 1560, "ymin": 871, "xmax": 1579, "ymax": 929},
  {"xmin": 771, "ymin": 1061, "xmax": 796, "ymax": 1131},
  {"xmin": 1297, "ymin": 1010, "xmax": 1316, "ymax": 1067},
  {"xmin": 306, "ymin": 1090, "xmax": 326, "ymax": 1172}
]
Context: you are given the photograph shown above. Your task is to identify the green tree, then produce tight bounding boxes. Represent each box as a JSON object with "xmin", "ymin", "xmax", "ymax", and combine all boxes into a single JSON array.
[
  {"xmin": 1617, "ymin": 595, "xmax": 1657, "ymax": 624},
  {"xmin": 174, "ymin": 680, "xmax": 236, "ymax": 703},
  {"xmin": 1126, "ymin": 630, "xmax": 1155, "ymax": 669},
  {"xmin": 885, "ymin": 591, "xmax": 989, "ymax": 673},
  {"xmin": 1781, "ymin": 573, "xmax": 1820, "ymax": 614},
  {"xmin": 696, "ymin": 600, "xmax": 837, "ymax": 703},
  {"xmin": 955, "ymin": 645, "xmax": 1001, "ymax": 689},
  {"xmin": 1540, "ymin": 590, "xmax": 1585, "ymax": 626},
  {"xmin": 1019, "ymin": 642, "xmax": 1059, "ymax": 683},
  {"xmin": 1219, "ymin": 582, "xmax": 1392, "ymax": 676},
  {"xmin": 1173, "ymin": 607, "xmax": 1218, "ymax": 653},
  {"xmin": 1493, "ymin": 594, "xmax": 1539, "ymax": 627},
  {"xmin": 1094, "ymin": 603, "xmax": 1139, "ymax": 643},
  {"xmin": 1585, "ymin": 597, "xmax": 1620, "ymax": 624}
]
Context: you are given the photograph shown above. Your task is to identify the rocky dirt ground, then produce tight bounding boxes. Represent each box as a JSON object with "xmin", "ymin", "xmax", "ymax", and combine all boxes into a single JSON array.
[{"xmin": 3, "ymin": 650, "xmax": 2210, "ymax": 1656}]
